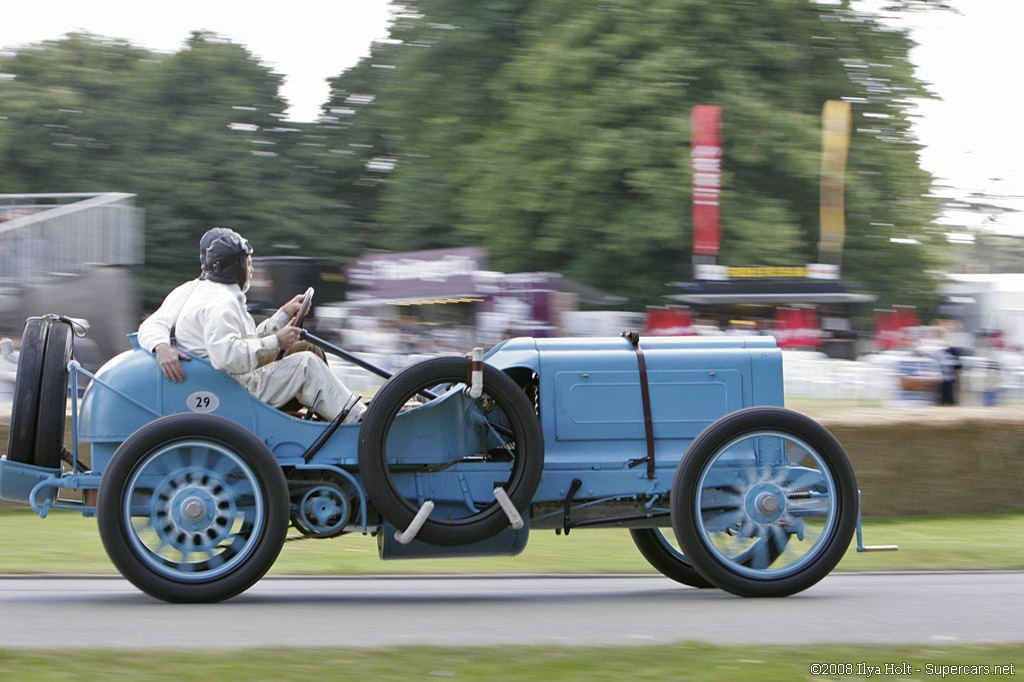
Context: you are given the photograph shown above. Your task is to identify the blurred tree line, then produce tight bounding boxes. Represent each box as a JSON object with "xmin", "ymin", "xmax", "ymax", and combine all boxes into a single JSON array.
[
  {"xmin": 0, "ymin": 32, "xmax": 359, "ymax": 307},
  {"xmin": 954, "ymin": 233, "xmax": 1024, "ymax": 274},
  {"xmin": 0, "ymin": 1, "xmax": 948, "ymax": 314}
]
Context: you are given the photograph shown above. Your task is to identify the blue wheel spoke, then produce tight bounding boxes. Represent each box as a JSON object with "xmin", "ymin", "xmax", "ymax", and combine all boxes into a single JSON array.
[
  {"xmin": 220, "ymin": 532, "xmax": 249, "ymax": 556},
  {"xmin": 780, "ymin": 468, "xmax": 827, "ymax": 493},
  {"xmin": 224, "ymin": 477, "xmax": 256, "ymax": 499},
  {"xmin": 737, "ymin": 519, "xmax": 758, "ymax": 539},
  {"xmin": 770, "ymin": 524, "xmax": 789, "ymax": 549},
  {"xmin": 702, "ymin": 508, "xmax": 744, "ymax": 533},
  {"xmin": 699, "ymin": 489, "xmax": 741, "ymax": 511},
  {"xmin": 746, "ymin": 535, "xmax": 771, "ymax": 570},
  {"xmin": 208, "ymin": 451, "xmax": 239, "ymax": 476}
]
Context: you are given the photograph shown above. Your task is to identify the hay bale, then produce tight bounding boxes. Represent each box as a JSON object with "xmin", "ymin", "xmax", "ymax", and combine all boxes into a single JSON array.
[
  {"xmin": 2, "ymin": 404, "xmax": 1021, "ymax": 517},
  {"xmin": 803, "ymin": 407, "xmax": 1024, "ymax": 516}
]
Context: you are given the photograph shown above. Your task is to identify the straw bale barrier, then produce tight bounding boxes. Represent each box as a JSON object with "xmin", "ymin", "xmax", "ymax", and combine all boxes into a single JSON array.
[
  {"xmin": 803, "ymin": 406, "xmax": 1024, "ymax": 516},
  {"xmin": 2, "ymin": 407, "xmax": 1022, "ymax": 516}
]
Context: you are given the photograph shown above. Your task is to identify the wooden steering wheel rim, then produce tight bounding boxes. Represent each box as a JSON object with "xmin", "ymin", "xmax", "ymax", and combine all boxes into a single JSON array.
[
  {"xmin": 275, "ymin": 287, "xmax": 314, "ymax": 361},
  {"xmin": 293, "ymin": 287, "xmax": 314, "ymax": 329}
]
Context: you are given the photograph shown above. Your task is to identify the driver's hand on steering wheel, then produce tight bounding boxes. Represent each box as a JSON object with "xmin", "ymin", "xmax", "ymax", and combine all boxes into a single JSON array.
[
  {"xmin": 280, "ymin": 293, "xmax": 306, "ymax": 320},
  {"xmin": 276, "ymin": 324, "xmax": 302, "ymax": 351}
]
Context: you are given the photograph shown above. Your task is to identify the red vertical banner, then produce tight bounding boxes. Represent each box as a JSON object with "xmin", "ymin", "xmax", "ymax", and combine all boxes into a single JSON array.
[{"xmin": 691, "ymin": 105, "xmax": 722, "ymax": 256}]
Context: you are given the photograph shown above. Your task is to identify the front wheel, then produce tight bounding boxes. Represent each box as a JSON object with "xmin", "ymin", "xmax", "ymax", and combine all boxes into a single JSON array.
[
  {"xmin": 672, "ymin": 407, "xmax": 857, "ymax": 597},
  {"xmin": 97, "ymin": 414, "xmax": 289, "ymax": 603}
]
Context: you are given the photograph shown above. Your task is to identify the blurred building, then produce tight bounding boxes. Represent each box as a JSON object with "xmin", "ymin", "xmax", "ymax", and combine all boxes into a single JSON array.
[
  {"xmin": 0, "ymin": 193, "xmax": 143, "ymax": 362},
  {"xmin": 246, "ymin": 256, "xmax": 348, "ymax": 317},
  {"xmin": 665, "ymin": 264, "xmax": 875, "ymax": 360},
  {"xmin": 940, "ymin": 273, "xmax": 1024, "ymax": 350},
  {"xmin": 328, "ymin": 247, "xmax": 623, "ymax": 352}
]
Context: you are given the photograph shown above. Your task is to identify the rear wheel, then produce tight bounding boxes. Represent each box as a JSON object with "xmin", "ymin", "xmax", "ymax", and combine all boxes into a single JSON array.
[
  {"xmin": 629, "ymin": 528, "xmax": 714, "ymax": 588},
  {"xmin": 97, "ymin": 414, "xmax": 288, "ymax": 603}
]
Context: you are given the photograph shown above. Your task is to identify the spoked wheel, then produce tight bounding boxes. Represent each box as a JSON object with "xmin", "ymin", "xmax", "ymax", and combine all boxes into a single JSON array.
[
  {"xmin": 629, "ymin": 528, "xmax": 714, "ymax": 589},
  {"xmin": 97, "ymin": 414, "xmax": 289, "ymax": 603},
  {"xmin": 672, "ymin": 407, "xmax": 857, "ymax": 598},
  {"xmin": 358, "ymin": 357, "xmax": 543, "ymax": 546}
]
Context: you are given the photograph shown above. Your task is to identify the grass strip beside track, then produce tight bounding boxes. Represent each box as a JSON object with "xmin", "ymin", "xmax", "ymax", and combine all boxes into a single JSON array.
[
  {"xmin": 0, "ymin": 643, "xmax": 1021, "ymax": 681},
  {"xmin": 0, "ymin": 509, "xmax": 1021, "ymax": 575}
]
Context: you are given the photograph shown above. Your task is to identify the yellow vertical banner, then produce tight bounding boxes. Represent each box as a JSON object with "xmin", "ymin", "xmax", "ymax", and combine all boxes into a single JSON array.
[{"xmin": 819, "ymin": 99, "xmax": 851, "ymax": 259}]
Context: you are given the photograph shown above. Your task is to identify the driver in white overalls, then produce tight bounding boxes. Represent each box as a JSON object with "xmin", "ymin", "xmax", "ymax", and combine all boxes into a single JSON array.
[{"xmin": 137, "ymin": 229, "xmax": 365, "ymax": 422}]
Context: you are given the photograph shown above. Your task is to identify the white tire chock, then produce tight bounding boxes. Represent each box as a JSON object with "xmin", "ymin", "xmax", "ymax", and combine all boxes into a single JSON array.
[
  {"xmin": 466, "ymin": 347, "xmax": 484, "ymax": 399},
  {"xmin": 493, "ymin": 487, "xmax": 524, "ymax": 529},
  {"xmin": 394, "ymin": 500, "xmax": 435, "ymax": 545}
]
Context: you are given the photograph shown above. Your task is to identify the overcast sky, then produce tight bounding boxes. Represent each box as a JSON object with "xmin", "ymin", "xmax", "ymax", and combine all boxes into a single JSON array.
[
  {"xmin": 0, "ymin": 0, "xmax": 395, "ymax": 122},
  {"xmin": 903, "ymin": 0, "xmax": 1024, "ymax": 236},
  {"xmin": 1, "ymin": 0, "xmax": 1020, "ymax": 236}
]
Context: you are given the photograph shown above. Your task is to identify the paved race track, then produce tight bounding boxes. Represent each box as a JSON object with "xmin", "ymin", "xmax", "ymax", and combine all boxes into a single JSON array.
[{"xmin": 2, "ymin": 572, "xmax": 1021, "ymax": 649}]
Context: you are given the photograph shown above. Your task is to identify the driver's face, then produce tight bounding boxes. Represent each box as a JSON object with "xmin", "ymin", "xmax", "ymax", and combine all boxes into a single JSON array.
[{"xmin": 241, "ymin": 254, "xmax": 254, "ymax": 291}]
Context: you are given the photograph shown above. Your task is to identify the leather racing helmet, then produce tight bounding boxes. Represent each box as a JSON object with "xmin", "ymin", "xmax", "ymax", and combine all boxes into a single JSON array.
[
  {"xmin": 203, "ymin": 231, "xmax": 252, "ymax": 286},
  {"xmin": 199, "ymin": 227, "xmax": 237, "ymax": 270}
]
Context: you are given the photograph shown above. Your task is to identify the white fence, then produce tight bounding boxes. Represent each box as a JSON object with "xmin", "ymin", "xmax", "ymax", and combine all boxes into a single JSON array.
[{"xmin": 781, "ymin": 349, "xmax": 1024, "ymax": 405}]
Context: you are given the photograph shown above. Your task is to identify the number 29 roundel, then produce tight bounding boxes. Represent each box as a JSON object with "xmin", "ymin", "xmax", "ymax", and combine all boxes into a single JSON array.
[{"xmin": 186, "ymin": 391, "xmax": 220, "ymax": 414}]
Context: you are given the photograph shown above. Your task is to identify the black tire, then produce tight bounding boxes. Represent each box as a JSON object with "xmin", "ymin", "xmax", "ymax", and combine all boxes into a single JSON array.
[
  {"xmin": 629, "ymin": 528, "xmax": 714, "ymax": 589},
  {"xmin": 672, "ymin": 407, "xmax": 857, "ymax": 598},
  {"xmin": 7, "ymin": 318, "xmax": 49, "ymax": 465},
  {"xmin": 34, "ymin": 319, "xmax": 73, "ymax": 469},
  {"xmin": 97, "ymin": 414, "xmax": 289, "ymax": 603},
  {"xmin": 358, "ymin": 357, "xmax": 543, "ymax": 546}
]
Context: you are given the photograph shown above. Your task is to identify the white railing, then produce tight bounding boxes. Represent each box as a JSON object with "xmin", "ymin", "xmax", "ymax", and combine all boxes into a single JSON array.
[{"xmin": 781, "ymin": 349, "xmax": 1024, "ymax": 405}]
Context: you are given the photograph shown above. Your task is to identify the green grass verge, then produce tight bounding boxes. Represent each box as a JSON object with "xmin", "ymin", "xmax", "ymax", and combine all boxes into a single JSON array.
[
  {"xmin": 0, "ymin": 642, "xmax": 1020, "ymax": 681},
  {"xmin": 0, "ymin": 508, "xmax": 1021, "ymax": 575}
]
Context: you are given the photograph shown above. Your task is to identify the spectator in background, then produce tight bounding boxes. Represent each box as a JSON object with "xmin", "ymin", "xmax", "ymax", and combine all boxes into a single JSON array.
[
  {"xmin": 896, "ymin": 347, "xmax": 942, "ymax": 406},
  {"xmin": 934, "ymin": 346, "xmax": 963, "ymax": 406},
  {"xmin": 975, "ymin": 330, "xmax": 1003, "ymax": 407}
]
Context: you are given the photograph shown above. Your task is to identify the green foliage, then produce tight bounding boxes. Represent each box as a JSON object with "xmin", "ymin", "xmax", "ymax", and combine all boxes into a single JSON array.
[
  {"xmin": 950, "ymin": 232, "xmax": 1024, "ymax": 275},
  {"xmin": 0, "ymin": 2, "xmax": 950, "ymax": 311},
  {"xmin": 0, "ymin": 32, "xmax": 360, "ymax": 308},
  {"xmin": 322, "ymin": 0, "xmax": 946, "ymax": 308},
  {"xmin": 0, "ymin": 643, "xmax": 1020, "ymax": 681},
  {"xmin": 1, "ymin": 644, "xmax": 1020, "ymax": 682}
]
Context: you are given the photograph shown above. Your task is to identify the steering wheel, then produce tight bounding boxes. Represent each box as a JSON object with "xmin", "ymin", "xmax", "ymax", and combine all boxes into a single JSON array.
[
  {"xmin": 293, "ymin": 286, "xmax": 314, "ymax": 329},
  {"xmin": 276, "ymin": 287, "xmax": 314, "ymax": 361}
]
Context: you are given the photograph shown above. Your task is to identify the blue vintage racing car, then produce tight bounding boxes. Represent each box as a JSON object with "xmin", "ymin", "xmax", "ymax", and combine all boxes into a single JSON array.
[{"xmin": 0, "ymin": 310, "xmax": 887, "ymax": 602}]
